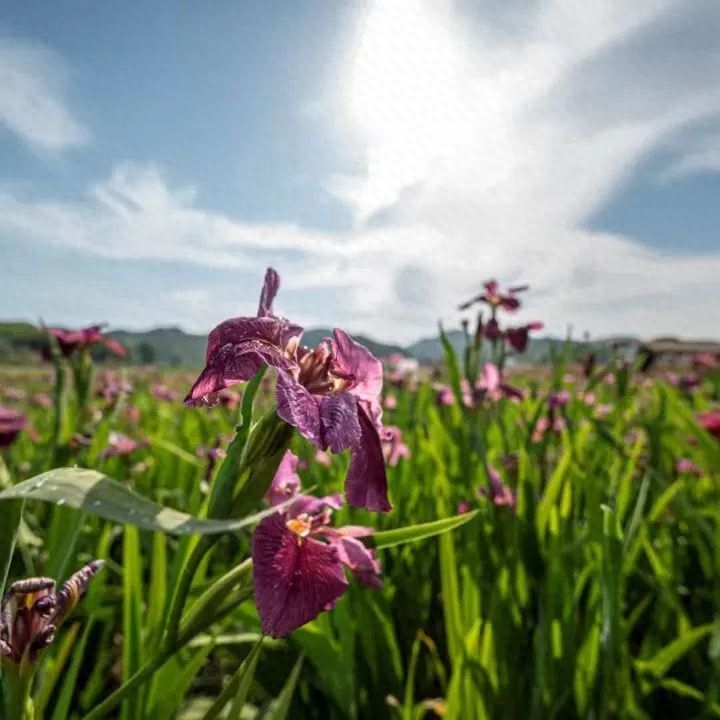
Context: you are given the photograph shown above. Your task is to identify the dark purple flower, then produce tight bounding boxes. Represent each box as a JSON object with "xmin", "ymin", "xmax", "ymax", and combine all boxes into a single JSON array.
[
  {"xmin": 459, "ymin": 280, "xmax": 527, "ymax": 312},
  {"xmin": 548, "ymin": 390, "xmax": 571, "ymax": 409},
  {"xmin": 44, "ymin": 325, "xmax": 126, "ymax": 359},
  {"xmin": 0, "ymin": 561, "xmax": 103, "ymax": 667},
  {"xmin": 252, "ymin": 494, "xmax": 381, "ymax": 637},
  {"xmin": 0, "ymin": 407, "xmax": 27, "ymax": 448},
  {"xmin": 505, "ymin": 322, "xmax": 543, "ymax": 352},
  {"xmin": 184, "ymin": 269, "xmax": 302, "ymax": 406}
]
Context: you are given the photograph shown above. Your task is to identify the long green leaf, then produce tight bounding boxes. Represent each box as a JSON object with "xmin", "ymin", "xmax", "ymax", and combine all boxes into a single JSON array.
[
  {"xmin": 262, "ymin": 654, "xmax": 304, "ymax": 720},
  {"xmin": 369, "ymin": 511, "xmax": 478, "ymax": 549},
  {"xmin": 0, "ymin": 468, "xmax": 286, "ymax": 536}
]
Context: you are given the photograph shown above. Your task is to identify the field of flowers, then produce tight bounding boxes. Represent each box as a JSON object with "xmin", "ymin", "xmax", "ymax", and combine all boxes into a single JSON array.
[{"xmin": 1, "ymin": 269, "xmax": 719, "ymax": 719}]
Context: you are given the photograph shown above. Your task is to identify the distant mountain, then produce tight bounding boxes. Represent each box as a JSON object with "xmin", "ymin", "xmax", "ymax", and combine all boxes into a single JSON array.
[
  {"xmin": 108, "ymin": 327, "xmax": 207, "ymax": 367},
  {"xmin": 0, "ymin": 321, "xmax": 626, "ymax": 367}
]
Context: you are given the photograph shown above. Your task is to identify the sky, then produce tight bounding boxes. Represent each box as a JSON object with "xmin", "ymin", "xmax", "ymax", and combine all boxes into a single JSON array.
[{"xmin": 0, "ymin": 0, "xmax": 719, "ymax": 344}]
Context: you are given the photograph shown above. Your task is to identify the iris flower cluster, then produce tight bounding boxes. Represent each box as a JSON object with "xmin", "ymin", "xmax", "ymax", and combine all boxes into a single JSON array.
[{"xmin": 185, "ymin": 268, "xmax": 392, "ymax": 636}]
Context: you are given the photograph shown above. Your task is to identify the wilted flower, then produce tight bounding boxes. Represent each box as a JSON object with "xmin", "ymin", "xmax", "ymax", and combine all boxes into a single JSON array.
[
  {"xmin": 381, "ymin": 426, "xmax": 411, "ymax": 466},
  {"xmin": 44, "ymin": 325, "xmax": 126, "ymax": 359},
  {"xmin": 698, "ymin": 411, "xmax": 720, "ymax": 440},
  {"xmin": 0, "ymin": 561, "xmax": 103, "ymax": 668},
  {"xmin": 0, "ymin": 407, "xmax": 27, "ymax": 448},
  {"xmin": 185, "ymin": 268, "xmax": 390, "ymax": 512},
  {"xmin": 101, "ymin": 432, "xmax": 149, "ymax": 459},
  {"xmin": 459, "ymin": 280, "xmax": 527, "ymax": 312},
  {"xmin": 252, "ymin": 461, "xmax": 381, "ymax": 637}
]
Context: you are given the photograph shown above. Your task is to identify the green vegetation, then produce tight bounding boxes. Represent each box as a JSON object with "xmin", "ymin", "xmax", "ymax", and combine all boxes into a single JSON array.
[{"xmin": 0, "ymin": 333, "xmax": 719, "ymax": 718}]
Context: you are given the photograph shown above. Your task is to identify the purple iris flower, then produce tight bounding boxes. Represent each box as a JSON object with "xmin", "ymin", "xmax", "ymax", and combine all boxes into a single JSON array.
[
  {"xmin": 252, "ymin": 456, "xmax": 381, "ymax": 638},
  {"xmin": 43, "ymin": 325, "xmax": 126, "ymax": 359},
  {"xmin": 185, "ymin": 268, "xmax": 391, "ymax": 512}
]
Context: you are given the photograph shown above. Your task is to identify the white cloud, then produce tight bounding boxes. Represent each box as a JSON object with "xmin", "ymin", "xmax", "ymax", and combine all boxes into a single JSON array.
[
  {"xmin": 2, "ymin": 1, "xmax": 720, "ymax": 344},
  {"xmin": 660, "ymin": 130, "xmax": 720, "ymax": 180},
  {"xmin": 0, "ymin": 36, "xmax": 89, "ymax": 152}
]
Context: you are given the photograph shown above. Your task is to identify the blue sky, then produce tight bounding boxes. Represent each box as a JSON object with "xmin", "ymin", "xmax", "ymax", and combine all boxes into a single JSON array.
[{"xmin": 0, "ymin": 0, "xmax": 719, "ymax": 343}]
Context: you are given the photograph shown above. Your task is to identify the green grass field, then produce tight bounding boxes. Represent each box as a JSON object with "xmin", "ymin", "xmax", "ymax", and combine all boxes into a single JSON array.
[{"xmin": 1, "ymin": 334, "xmax": 719, "ymax": 719}]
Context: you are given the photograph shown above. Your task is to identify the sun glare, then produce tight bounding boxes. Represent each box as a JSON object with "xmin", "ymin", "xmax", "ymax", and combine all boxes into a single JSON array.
[{"xmin": 340, "ymin": 1, "xmax": 471, "ymax": 217}]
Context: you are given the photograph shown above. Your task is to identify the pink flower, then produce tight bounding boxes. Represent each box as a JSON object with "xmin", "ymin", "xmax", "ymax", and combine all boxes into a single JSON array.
[
  {"xmin": 698, "ymin": 411, "xmax": 720, "ymax": 440},
  {"xmin": 32, "ymin": 393, "xmax": 52, "ymax": 409},
  {"xmin": 0, "ymin": 407, "xmax": 27, "ymax": 448},
  {"xmin": 101, "ymin": 432, "xmax": 149, "ymax": 459},
  {"xmin": 675, "ymin": 458, "xmax": 702, "ymax": 476},
  {"xmin": 380, "ymin": 426, "xmax": 411, "ymax": 466},
  {"xmin": 383, "ymin": 394, "xmax": 398, "ymax": 410},
  {"xmin": 456, "ymin": 500, "xmax": 472, "ymax": 515},
  {"xmin": 2, "ymin": 388, "xmax": 27, "ymax": 401}
]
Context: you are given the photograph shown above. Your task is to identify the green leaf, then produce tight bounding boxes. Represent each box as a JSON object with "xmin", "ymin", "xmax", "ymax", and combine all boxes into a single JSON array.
[
  {"xmin": 368, "ymin": 511, "xmax": 478, "ymax": 549},
  {"xmin": 0, "ymin": 468, "xmax": 286, "ymax": 536},
  {"xmin": 262, "ymin": 654, "xmax": 303, "ymax": 720},
  {"xmin": 439, "ymin": 323, "xmax": 464, "ymax": 410},
  {"xmin": 636, "ymin": 623, "xmax": 719, "ymax": 679}
]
